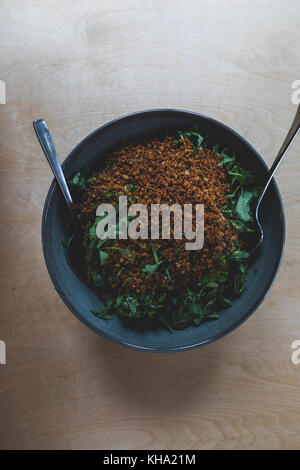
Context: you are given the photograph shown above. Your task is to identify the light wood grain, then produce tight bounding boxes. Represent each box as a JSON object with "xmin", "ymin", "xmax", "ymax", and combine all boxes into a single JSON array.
[{"xmin": 1, "ymin": 0, "xmax": 300, "ymax": 450}]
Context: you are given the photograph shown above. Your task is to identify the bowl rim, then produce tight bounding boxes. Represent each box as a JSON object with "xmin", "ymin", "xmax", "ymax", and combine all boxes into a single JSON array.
[{"xmin": 41, "ymin": 108, "xmax": 286, "ymax": 353}]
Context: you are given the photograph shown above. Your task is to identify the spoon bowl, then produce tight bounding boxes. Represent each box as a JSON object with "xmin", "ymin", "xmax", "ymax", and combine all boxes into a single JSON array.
[{"xmin": 66, "ymin": 233, "xmax": 87, "ymax": 282}]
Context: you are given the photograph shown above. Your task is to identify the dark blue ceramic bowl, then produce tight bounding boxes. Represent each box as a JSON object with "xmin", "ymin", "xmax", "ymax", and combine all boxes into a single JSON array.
[{"xmin": 42, "ymin": 109, "xmax": 285, "ymax": 352}]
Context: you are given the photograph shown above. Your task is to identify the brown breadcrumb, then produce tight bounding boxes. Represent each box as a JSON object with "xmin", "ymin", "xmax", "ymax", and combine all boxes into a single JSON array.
[{"xmin": 79, "ymin": 136, "xmax": 238, "ymax": 295}]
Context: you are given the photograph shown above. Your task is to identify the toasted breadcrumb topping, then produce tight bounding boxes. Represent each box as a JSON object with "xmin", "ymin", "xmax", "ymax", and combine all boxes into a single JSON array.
[{"xmin": 79, "ymin": 136, "xmax": 237, "ymax": 295}]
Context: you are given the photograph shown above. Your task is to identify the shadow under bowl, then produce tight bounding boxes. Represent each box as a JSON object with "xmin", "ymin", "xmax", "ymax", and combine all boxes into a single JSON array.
[{"xmin": 42, "ymin": 109, "xmax": 285, "ymax": 352}]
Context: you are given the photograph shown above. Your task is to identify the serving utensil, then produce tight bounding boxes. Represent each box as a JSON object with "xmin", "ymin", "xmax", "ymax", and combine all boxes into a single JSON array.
[
  {"xmin": 33, "ymin": 119, "xmax": 85, "ymax": 280},
  {"xmin": 251, "ymin": 104, "xmax": 300, "ymax": 254}
]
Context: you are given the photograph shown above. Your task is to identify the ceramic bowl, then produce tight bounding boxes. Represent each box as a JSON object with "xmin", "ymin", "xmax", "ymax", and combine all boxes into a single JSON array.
[{"xmin": 41, "ymin": 109, "xmax": 285, "ymax": 352}]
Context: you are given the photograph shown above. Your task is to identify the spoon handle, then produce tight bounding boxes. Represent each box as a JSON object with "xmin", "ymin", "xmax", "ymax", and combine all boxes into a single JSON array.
[
  {"xmin": 257, "ymin": 104, "xmax": 300, "ymax": 208},
  {"xmin": 33, "ymin": 119, "xmax": 75, "ymax": 217}
]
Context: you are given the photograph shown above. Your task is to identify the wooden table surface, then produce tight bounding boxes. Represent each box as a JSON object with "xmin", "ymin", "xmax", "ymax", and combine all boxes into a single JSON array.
[{"xmin": 1, "ymin": 0, "xmax": 300, "ymax": 450}]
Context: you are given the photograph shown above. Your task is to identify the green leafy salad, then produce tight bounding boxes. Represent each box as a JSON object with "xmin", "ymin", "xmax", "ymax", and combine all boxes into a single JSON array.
[{"xmin": 68, "ymin": 129, "xmax": 260, "ymax": 331}]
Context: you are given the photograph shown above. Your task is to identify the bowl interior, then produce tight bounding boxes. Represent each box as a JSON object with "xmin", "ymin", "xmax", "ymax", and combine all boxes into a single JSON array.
[{"xmin": 42, "ymin": 110, "xmax": 285, "ymax": 352}]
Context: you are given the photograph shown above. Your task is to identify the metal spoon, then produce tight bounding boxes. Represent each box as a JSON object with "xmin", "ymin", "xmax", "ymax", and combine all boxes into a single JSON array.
[
  {"xmin": 33, "ymin": 119, "xmax": 86, "ymax": 281},
  {"xmin": 251, "ymin": 104, "xmax": 300, "ymax": 255}
]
